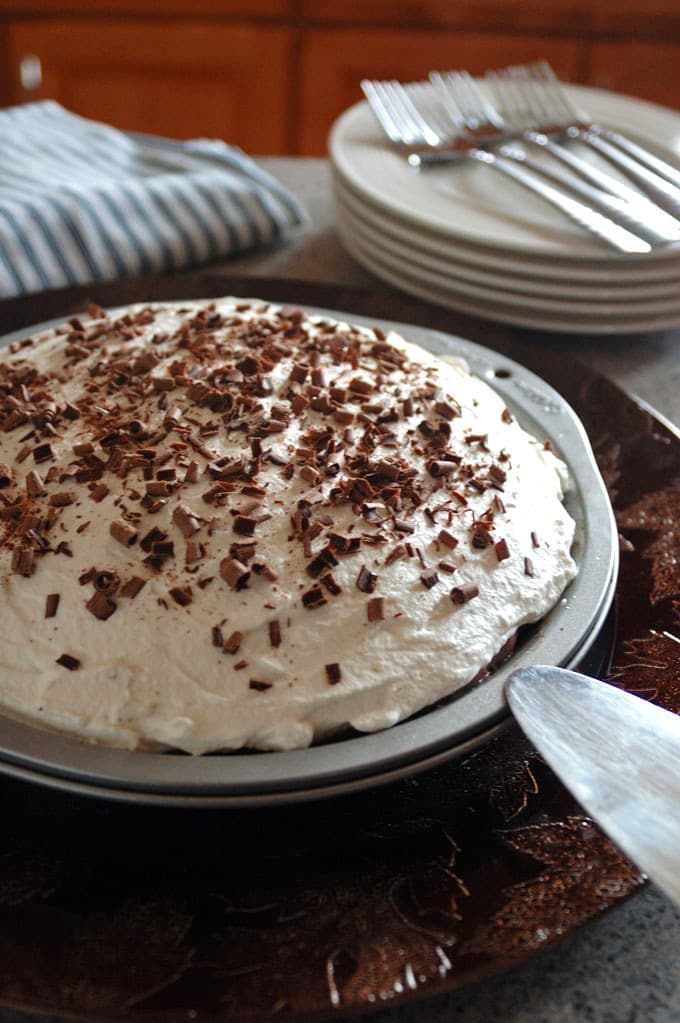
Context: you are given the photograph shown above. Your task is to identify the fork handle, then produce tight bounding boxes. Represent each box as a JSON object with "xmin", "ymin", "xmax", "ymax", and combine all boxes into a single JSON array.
[
  {"xmin": 517, "ymin": 136, "xmax": 680, "ymax": 244},
  {"xmin": 592, "ymin": 128, "xmax": 680, "ymax": 190},
  {"xmin": 472, "ymin": 149, "xmax": 651, "ymax": 254},
  {"xmin": 577, "ymin": 130, "xmax": 680, "ymax": 219}
]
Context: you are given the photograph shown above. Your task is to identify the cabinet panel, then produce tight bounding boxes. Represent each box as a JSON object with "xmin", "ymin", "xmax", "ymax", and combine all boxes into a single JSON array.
[
  {"xmin": 298, "ymin": 28, "xmax": 581, "ymax": 156},
  {"xmin": 590, "ymin": 0, "xmax": 680, "ymax": 35},
  {"xmin": 301, "ymin": 0, "xmax": 596, "ymax": 34},
  {"xmin": 3, "ymin": 0, "xmax": 292, "ymax": 15},
  {"xmin": 588, "ymin": 42, "xmax": 680, "ymax": 112},
  {"xmin": 9, "ymin": 19, "xmax": 293, "ymax": 153}
]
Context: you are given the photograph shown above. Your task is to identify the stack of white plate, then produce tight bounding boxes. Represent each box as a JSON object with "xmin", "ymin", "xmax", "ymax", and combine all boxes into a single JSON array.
[{"xmin": 329, "ymin": 83, "xmax": 680, "ymax": 334}]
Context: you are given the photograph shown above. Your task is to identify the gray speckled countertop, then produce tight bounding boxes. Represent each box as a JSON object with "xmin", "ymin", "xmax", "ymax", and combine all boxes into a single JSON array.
[{"xmin": 1, "ymin": 157, "xmax": 679, "ymax": 1023}]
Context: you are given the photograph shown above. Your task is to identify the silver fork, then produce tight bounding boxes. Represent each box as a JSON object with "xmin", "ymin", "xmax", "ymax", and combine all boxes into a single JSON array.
[
  {"xmin": 489, "ymin": 61, "xmax": 680, "ymax": 219},
  {"xmin": 431, "ymin": 69, "xmax": 680, "ymax": 244},
  {"xmin": 360, "ymin": 79, "xmax": 652, "ymax": 254}
]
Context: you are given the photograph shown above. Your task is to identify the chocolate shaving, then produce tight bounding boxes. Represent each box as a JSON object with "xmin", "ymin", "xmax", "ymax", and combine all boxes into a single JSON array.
[
  {"xmin": 89, "ymin": 484, "xmax": 109, "ymax": 502},
  {"xmin": 11, "ymin": 547, "xmax": 35, "ymax": 576},
  {"xmin": 56, "ymin": 653, "xmax": 80, "ymax": 671},
  {"xmin": 249, "ymin": 679, "xmax": 272, "ymax": 692},
  {"xmin": 472, "ymin": 524, "xmax": 494, "ymax": 549},
  {"xmin": 170, "ymin": 586, "xmax": 193, "ymax": 606},
  {"xmin": 450, "ymin": 582, "xmax": 479, "ymax": 605},
  {"xmin": 494, "ymin": 538, "xmax": 510, "ymax": 561},
  {"xmin": 223, "ymin": 631, "xmax": 243, "ymax": 655},
  {"xmin": 184, "ymin": 461, "xmax": 200, "ymax": 484},
  {"xmin": 302, "ymin": 585, "xmax": 327, "ymax": 609},
  {"xmin": 269, "ymin": 619, "xmax": 282, "ymax": 648},
  {"xmin": 434, "ymin": 400, "xmax": 460, "ymax": 420},
  {"xmin": 94, "ymin": 570, "xmax": 120, "ymax": 595},
  {"xmin": 325, "ymin": 662, "xmax": 342, "ymax": 685},
  {"xmin": 45, "ymin": 593, "xmax": 60, "ymax": 618},
  {"xmin": 328, "ymin": 533, "xmax": 361, "ymax": 554},
  {"xmin": 385, "ymin": 544, "xmax": 406, "ymax": 566},
  {"xmin": 110, "ymin": 519, "xmax": 138, "ymax": 547},
  {"xmin": 524, "ymin": 557, "xmax": 534, "ymax": 577},
  {"xmin": 320, "ymin": 572, "xmax": 341, "ymax": 595},
  {"xmin": 172, "ymin": 503, "xmax": 201, "ymax": 538},
  {"xmin": 120, "ymin": 576, "xmax": 146, "ymax": 598},
  {"xmin": 25, "ymin": 470, "xmax": 45, "ymax": 497},
  {"xmin": 367, "ymin": 596, "xmax": 385, "ymax": 621},
  {"xmin": 356, "ymin": 565, "xmax": 378, "ymax": 593},
  {"xmin": 233, "ymin": 515, "xmax": 257, "ymax": 536},
  {"xmin": 151, "ymin": 540, "xmax": 174, "ymax": 558},
  {"xmin": 420, "ymin": 569, "xmax": 439, "ymax": 589},
  {"xmin": 48, "ymin": 491, "xmax": 76, "ymax": 507},
  {"xmin": 220, "ymin": 557, "xmax": 250, "ymax": 590},
  {"xmin": 32, "ymin": 443, "xmax": 54, "ymax": 464},
  {"xmin": 307, "ymin": 546, "xmax": 339, "ymax": 578},
  {"xmin": 438, "ymin": 529, "xmax": 458, "ymax": 550},
  {"xmin": 146, "ymin": 481, "xmax": 172, "ymax": 497},
  {"xmin": 86, "ymin": 590, "xmax": 117, "ymax": 620}
]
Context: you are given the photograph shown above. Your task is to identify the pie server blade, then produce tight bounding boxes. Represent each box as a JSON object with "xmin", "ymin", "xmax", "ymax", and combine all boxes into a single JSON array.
[{"xmin": 506, "ymin": 665, "xmax": 680, "ymax": 909}]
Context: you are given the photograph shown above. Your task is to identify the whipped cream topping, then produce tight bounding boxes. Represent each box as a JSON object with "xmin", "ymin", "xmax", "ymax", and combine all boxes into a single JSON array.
[{"xmin": 0, "ymin": 298, "xmax": 577, "ymax": 752}]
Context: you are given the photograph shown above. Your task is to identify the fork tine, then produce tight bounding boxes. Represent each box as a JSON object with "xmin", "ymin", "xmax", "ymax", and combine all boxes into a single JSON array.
[
  {"xmin": 390, "ymin": 82, "xmax": 442, "ymax": 145},
  {"xmin": 458, "ymin": 71, "xmax": 506, "ymax": 129},
  {"xmin": 518, "ymin": 64, "xmax": 568, "ymax": 125},
  {"xmin": 489, "ymin": 66, "xmax": 542, "ymax": 128},
  {"xmin": 367, "ymin": 80, "xmax": 421, "ymax": 144},
  {"xmin": 529, "ymin": 61, "xmax": 584, "ymax": 122},
  {"xmin": 485, "ymin": 68, "xmax": 528, "ymax": 129},
  {"xmin": 427, "ymin": 73, "xmax": 467, "ymax": 134},
  {"xmin": 361, "ymin": 80, "xmax": 402, "ymax": 143}
]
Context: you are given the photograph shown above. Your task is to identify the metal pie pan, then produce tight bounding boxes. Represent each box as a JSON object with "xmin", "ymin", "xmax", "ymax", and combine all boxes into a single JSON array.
[{"xmin": 0, "ymin": 307, "xmax": 618, "ymax": 806}]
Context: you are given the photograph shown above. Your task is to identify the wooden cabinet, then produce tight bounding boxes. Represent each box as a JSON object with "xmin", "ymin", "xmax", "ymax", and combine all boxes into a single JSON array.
[
  {"xmin": 588, "ymin": 41, "xmax": 680, "ymax": 111},
  {"xmin": 7, "ymin": 19, "xmax": 293, "ymax": 153},
  {"xmin": 0, "ymin": 1, "xmax": 679, "ymax": 156}
]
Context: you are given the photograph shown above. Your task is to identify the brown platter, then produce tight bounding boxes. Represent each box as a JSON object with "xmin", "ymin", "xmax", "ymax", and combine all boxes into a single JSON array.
[{"xmin": 0, "ymin": 276, "xmax": 678, "ymax": 1022}]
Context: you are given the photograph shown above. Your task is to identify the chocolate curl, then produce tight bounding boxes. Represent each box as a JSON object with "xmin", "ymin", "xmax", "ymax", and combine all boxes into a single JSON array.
[
  {"xmin": 450, "ymin": 582, "xmax": 479, "ymax": 605},
  {"xmin": 110, "ymin": 519, "xmax": 139, "ymax": 547},
  {"xmin": 220, "ymin": 557, "xmax": 250, "ymax": 590},
  {"xmin": 172, "ymin": 503, "xmax": 202, "ymax": 538}
]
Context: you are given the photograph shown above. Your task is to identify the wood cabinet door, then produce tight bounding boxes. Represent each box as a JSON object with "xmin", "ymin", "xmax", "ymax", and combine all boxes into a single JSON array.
[
  {"xmin": 9, "ymin": 19, "xmax": 293, "ymax": 153},
  {"xmin": 588, "ymin": 41, "xmax": 680, "ymax": 113},
  {"xmin": 298, "ymin": 28, "xmax": 582, "ymax": 155}
]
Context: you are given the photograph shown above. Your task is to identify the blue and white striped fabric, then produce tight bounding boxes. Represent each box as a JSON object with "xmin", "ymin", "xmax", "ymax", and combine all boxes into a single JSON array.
[{"xmin": 0, "ymin": 101, "xmax": 308, "ymax": 298}]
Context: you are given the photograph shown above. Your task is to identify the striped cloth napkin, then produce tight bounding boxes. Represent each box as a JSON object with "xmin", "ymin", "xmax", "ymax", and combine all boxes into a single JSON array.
[{"xmin": 0, "ymin": 101, "xmax": 309, "ymax": 298}]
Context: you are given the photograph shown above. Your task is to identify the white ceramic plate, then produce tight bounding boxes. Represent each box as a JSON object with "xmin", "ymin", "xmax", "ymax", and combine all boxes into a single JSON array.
[
  {"xmin": 336, "ymin": 199, "xmax": 680, "ymax": 319},
  {"xmin": 335, "ymin": 176, "xmax": 680, "ymax": 296},
  {"xmin": 329, "ymin": 83, "xmax": 680, "ymax": 266},
  {"xmin": 339, "ymin": 226, "xmax": 680, "ymax": 334}
]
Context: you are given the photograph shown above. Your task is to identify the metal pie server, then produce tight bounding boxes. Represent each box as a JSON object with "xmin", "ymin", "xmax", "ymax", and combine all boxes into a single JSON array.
[{"xmin": 506, "ymin": 666, "xmax": 680, "ymax": 909}]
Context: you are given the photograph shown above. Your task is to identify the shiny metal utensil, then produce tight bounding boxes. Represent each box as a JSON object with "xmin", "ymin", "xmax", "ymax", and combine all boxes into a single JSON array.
[
  {"xmin": 433, "ymin": 68, "xmax": 680, "ymax": 244},
  {"xmin": 507, "ymin": 665, "xmax": 680, "ymax": 909},
  {"xmin": 490, "ymin": 61, "xmax": 680, "ymax": 219},
  {"xmin": 361, "ymin": 78, "xmax": 652, "ymax": 254}
]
